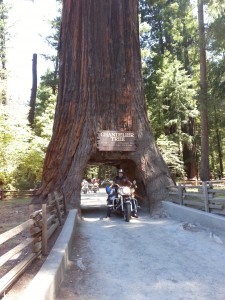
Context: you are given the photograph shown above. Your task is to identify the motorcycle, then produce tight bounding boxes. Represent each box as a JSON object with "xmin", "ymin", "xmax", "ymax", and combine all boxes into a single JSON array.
[
  {"xmin": 106, "ymin": 184, "xmax": 138, "ymax": 222},
  {"xmin": 92, "ymin": 182, "xmax": 99, "ymax": 193},
  {"xmin": 81, "ymin": 181, "xmax": 89, "ymax": 194}
]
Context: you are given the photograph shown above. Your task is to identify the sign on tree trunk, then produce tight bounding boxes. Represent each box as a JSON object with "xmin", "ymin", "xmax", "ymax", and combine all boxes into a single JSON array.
[{"xmin": 97, "ymin": 131, "xmax": 136, "ymax": 151}]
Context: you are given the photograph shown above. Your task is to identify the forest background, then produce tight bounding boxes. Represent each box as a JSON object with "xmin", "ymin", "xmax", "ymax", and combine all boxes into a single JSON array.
[{"xmin": 0, "ymin": 0, "xmax": 225, "ymax": 190}]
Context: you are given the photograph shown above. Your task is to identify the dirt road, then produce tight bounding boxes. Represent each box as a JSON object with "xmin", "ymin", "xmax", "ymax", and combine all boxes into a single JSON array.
[{"xmin": 57, "ymin": 189, "xmax": 225, "ymax": 300}]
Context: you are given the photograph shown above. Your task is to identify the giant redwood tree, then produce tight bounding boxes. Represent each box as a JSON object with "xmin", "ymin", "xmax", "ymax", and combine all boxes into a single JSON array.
[{"xmin": 36, "ymin": 0, "xmax": 174, "ymax": 212}]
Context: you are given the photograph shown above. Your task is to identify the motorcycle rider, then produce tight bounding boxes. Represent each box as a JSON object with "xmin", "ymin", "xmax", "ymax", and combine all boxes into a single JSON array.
[
  {"xmin": 113, "ymin": 169, "xmax": 132, "ymax": 187},
  {"xmin": 105, "ymin": 169, "xmax": 138, "ymax": 218},
  {"xmin": 81, "ymin": 179, "xmax": 89, "ymax": 193}
]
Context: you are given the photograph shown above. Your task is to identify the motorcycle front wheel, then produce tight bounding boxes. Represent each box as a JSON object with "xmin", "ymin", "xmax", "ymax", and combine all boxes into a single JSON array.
[{"xmin": 124, "ymin": 202, "xmax": 131, "ymax": 222}]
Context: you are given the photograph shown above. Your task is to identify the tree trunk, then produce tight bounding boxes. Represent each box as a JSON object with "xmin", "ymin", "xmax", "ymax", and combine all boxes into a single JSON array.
[
  {"xmin": 214, "ymin": 106, "xmax": 223, "ymax": 177},
  {"xmin": 28, "ymin": 53, "xmax": 37, "ymax": 127},
  {"xmin": 182, "ymin": 118, "xmax": 198, "ymax": 179},
  {"xmin": 36, "ymin": 0, "xmax": 174, "ymax": 212},
  {"xmin": 198, "ymin": 0, "xmax": 210, "ymax": 181}
]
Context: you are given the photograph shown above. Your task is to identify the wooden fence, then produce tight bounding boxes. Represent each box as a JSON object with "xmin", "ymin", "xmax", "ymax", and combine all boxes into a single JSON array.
[
  {"xmin": 0, "ymin": 190, "xmax": 66, "ymax": 296},
  {"xmin": 0, "ymin": 189, "xmax": 36, "ymax": 200},
  {"xmin": 166, "ymin": 181, "xmax": 225, "ymax": 215}
]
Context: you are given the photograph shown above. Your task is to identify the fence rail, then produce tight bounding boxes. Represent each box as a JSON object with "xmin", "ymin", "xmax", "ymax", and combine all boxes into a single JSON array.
[
  {"xmin": 0, "ymin": 189, "xmax": 37, "ymax": 200},
  {"xmin": 0, "ymin": 190, "xmax": 66, "ymax": 296},
  {"xmin": 166, "ymin": 180, "xmax": 225, "ymax": 215}
]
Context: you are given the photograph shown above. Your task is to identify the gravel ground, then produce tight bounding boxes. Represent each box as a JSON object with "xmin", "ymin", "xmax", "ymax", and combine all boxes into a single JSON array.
[{"xmin": 57, "ymin": 189, "xmax": 225, "ymax": 300}]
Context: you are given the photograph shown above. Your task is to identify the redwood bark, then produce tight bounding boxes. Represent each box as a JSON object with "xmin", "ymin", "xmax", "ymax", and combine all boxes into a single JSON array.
[
  {"xmin": 36, "ymin": 0, "xmax": 174, "ymax": 212},
  {"xmin": 182, "ymin": 118, "xmax": 198, "ymax": 179}
]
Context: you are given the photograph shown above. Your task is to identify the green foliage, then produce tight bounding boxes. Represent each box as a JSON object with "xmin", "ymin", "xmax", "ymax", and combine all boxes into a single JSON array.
[
  {"xmin": 40, "ymin": 4, "xmax": 61, "ymax": 95},
  {"xmin": 139, "ymin": 0, "xmax": 202, "ymax": 178},
  {"xmin": 0, "ymin": 1, "xmax": 60, "ymax": 190},
  {"xmin": 0, "ymin": 1, "xmax": 10, "ymax": 104},
  {"xmin": 84, "ymin": 165, "xmax": 99, "ymax": 180},
  {"xmin": 149, "ymin": 53, "xmax": 198, "ymax": 143},
  {"xmin": 139, "ymin": 0, "xmax": 225, "ymax": 177},
  {"xmin": 0, "ymin": 103, "xmax": 48, "ymax": 190},
  {"xmin": 39, "ymin": 69, "xmax": 58, "ymax": 95},
  {"xmin": 139, "ymin": 0, "xmax": 198, "ymax": 63},
  {"xmin": 34, "ymin": 88, "xmax": 56, "ymax": 139},
  {"xmin": 84, "ymin": 165, "xmax": 117, "ymax": 182},
  {"xmin": 0, "ymin": 104, "xmax": 32, "ymax": 187},
  {"xmin": 33, "ymin": 2, "xmax": 61, "ymax": 139},
  {"xmin": 12, "ymin": 137, "xmax": 45, "ymax": 189},
  {"xmin": 151, "ymin": 55, "xmax": 199, "ymax": 178},
  {"xmin": 157, "ymin": 134, "xmax": 185, "ymax": 177},
  {"xmin": 13, "ymin": 3, "xmax": 63, "ymax": 189},
  {"xmin": 13, "ymin": 5, "xmax": 62, "ymax": 189},
  {"xmin": 207, "ymin": 0, "xmax": 225, "ymax": 77},
  {"xmin": 205, "ymin": 0, "xmax": 225, "ymax": 175},
  {"xmin": 44, "ymin": 14, "xmax": 61, "ymax": 51}
]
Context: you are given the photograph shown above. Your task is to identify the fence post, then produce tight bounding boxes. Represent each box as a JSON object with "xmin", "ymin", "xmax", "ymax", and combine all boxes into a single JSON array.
[
  {"xmin": 54, "ymin": 191, "xmax": 63, "ymax": 225},
  {"xmin": 202, "ymin": 181, "xmax": 209, "ymax": 212},
  {"xmin": 208, "ymin": 181, "xmax": 214, "ymax": 200},
  {"xmin": 42, "ymin": 203, "xmax": 48, "ymax": 255},
  {"xmin": 29, "ymin": 204, "xmax": 34, "ymax": 217},
  {"xmin": 178, "ymin": 184, "xmax": 183, "ymax": 205},
  {"xmin": 0, "ymin": 190, "xmax": 4, "ymax": 200}
]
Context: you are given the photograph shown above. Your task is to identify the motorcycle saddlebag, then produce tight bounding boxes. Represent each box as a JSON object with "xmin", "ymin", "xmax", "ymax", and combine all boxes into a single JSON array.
[{"xmin": 105, "ymin": 186, "xmax": 112, "ymax": 194}]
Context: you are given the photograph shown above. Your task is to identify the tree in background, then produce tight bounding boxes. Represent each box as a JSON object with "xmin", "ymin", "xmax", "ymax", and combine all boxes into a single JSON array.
[
  {"xmin": 28, "ymin": 53, "xmax": 37, "ymax": 127},
  {"xmin": 0, "ymin": 0, "xmax": 61, "ymax": 190},
  {"xmin": 0, "ymin": 105, "xmax": 34, "ymax": 188},
  {"xmin": 150, "ymin": 53, "xmax": 198, "ymax": 178},
  {"xmin": 207, "ymin": 0, "xmax": 225, "ymax": 177},
  {"xmin": 41, "ymin": 12, "xmax": 61, "ymax": 96},
  {"xmin": 198, "ymin": 0, "xmax": 210, "ymax": 181},
  {"xmin": 139, "ymin": 0, "xmax": 200, "ymax": 179},
  {"xmin": 0, "ymin": 0, "xmax": 9, "ymax": 104},
  {"xmin": 33, "ymin": 0, "xmax": 61, "ymax": 136}
]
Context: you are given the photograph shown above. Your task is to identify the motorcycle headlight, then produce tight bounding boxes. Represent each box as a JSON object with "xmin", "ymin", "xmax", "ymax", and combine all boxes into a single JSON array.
[{"xmin": 122, "ymin": 186, "xmax": 130, "ymax": 195}]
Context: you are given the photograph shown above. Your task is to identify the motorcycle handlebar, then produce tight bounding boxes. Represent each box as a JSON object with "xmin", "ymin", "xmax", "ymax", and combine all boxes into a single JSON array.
[{"xmin": 112, "ymin": 183, "xmax": 136, "ymax": 189}]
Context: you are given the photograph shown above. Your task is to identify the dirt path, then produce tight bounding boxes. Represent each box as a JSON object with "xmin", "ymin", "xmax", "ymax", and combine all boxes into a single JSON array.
[{"xmin": 57, "ymin": 189, "xmax": 225, "ymax": 300}]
